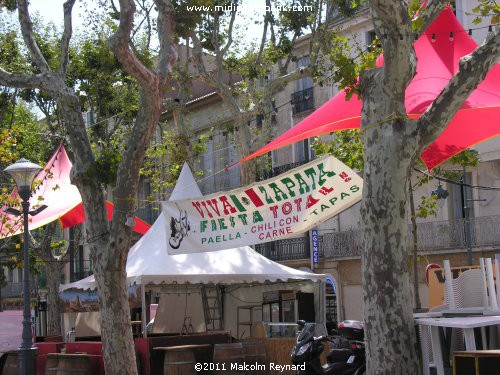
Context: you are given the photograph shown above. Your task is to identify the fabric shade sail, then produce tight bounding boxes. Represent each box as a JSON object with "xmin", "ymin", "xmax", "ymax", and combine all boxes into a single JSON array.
[
  {"xmin": 0, "ymin": 144, "xmax": 150, "ymax": 238},
  {"xmin": 241, "ymin": 8, "xmax": 500, "ymax": 170}
]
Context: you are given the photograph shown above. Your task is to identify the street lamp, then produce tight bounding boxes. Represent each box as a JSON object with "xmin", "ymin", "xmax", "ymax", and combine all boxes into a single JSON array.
[{"xmin": 4, "ymin": 158, "xmax": 44, "ymax": 375}]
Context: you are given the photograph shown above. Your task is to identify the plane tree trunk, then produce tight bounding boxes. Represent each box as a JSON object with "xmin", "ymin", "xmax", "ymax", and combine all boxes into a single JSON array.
[
  {"xmin": 359, "ymin": 0, "xmax": 499, "ymax": 373},
  {"xmin": 0, "ymin": 1, "xmax": 178, "ymax": 374}
]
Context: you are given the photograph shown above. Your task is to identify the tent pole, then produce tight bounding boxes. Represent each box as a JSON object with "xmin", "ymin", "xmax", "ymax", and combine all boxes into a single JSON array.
[
  {"xmin": 141, "ymin": 284, "xmax": 147, "ymax": 338},
  {"xmin": 319, "ymin": 280, "xmax": 325, "ymax": 324}
]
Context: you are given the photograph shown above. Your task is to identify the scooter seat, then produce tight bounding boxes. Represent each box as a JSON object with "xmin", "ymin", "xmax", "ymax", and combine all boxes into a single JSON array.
[{"xmin": 327, "ymin": 348, "xmax": 353, "ymax": 362}]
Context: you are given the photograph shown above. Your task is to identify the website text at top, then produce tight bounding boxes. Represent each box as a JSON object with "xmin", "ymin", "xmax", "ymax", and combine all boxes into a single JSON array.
[{"xmin": 185, "ymin": 3, "xmax": 313, "ymax": 13}]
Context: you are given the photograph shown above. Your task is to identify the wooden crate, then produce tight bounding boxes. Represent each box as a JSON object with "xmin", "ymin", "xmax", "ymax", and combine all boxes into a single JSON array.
[{"xmin": 453, "ymin": 350, "xmax": 500, "ymax": 375}]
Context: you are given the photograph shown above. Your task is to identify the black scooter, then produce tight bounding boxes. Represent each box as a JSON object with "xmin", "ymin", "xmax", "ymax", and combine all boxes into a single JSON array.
[{"xmin": 291, "ymin": 320, "xmax": 366, "ymax": 375}]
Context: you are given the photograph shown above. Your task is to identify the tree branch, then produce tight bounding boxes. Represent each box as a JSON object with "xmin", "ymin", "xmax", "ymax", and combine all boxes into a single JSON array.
[
  {"xmin": 190, "ymin": 33, "xmax": 218, "ymax": 87},
  {"xmin": 59, "ymin": 0, "xmax": 76, "ymax": 75},
  {"xmin": 415, "ymin": 0, "xmax": 447, "ymax": 32},
  {"xmin": 17, "ymin": 0, "xmax": 50, "ymax": 72},
  {"xmin": 266, "ymin": 65, "xmax": 311, "ymax": 94},
  {"xmin": 221, "ymin": 5, "xmax": 237, "ymax": 56},
  {"xmin": 369, "ymin": 0, "xmax": 415, "ymax": 100},
  {"xmin": 256, "ymin": 1, "xmax": 271, "ymax": 65},
  {"xmin": 154, "ymin": 0, "xmax": 177, "ymax": 81},
  {"xmin": 0, "ymin": 68, "xmax": 46, "ymax": 89},
  {"xmin": 108, "ymin": 0, "xmax": 157, "ymax": 88},
  {"xmin": 417, "ymin": 27, "xmax": 500, "ymax": 150}
]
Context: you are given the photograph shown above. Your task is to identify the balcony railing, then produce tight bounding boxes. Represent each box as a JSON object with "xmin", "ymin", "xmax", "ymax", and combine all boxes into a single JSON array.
[
  {"xmin": 256, "ymin": 215, "xmax": 500, "ymax": 261},
  {"xmin": 291, "ymin": 87, "xmax": 314, "ymax": 114},
  {"xmin": 329, "ymin": 4, "xmax": 369, "ymax": 26},
  {"xmin": 272, "ymin": 162, "xmax": 304, "ymax": 176},
  {"xmin": 255, "ymin": 237, "xmax": 317, "ymax": 261},
  {"xmin": 70, "ymin": 260, "xmax": 93, "ymax": 282}
]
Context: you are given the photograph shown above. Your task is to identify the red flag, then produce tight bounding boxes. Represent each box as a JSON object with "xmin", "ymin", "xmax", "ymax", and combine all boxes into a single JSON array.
[{"xmin": 1, "ymin": 144, "xmax": 150, "ymax": 238}]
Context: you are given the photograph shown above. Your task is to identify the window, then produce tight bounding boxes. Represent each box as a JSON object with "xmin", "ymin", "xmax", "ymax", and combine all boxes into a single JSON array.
[
  {"xmin": 292, "ymin": 57, "xmax": 314, "ymax": 115},
  {"xmin": 15, "ymin": 268, "xmax": 23, "ymax": 283},
  {"xmin": 201, "ymin": 138, "xmax": 215, "ymax": 194},
  {"xmin": 366, "ymin": 30, "xmax": 377, "ymax": 48},
  {"xmin": 325, "ymin": 279, "xmax": 338, "ymax": 324},
  {"xmin": 4, "ymin": 267, "xmax": 13, "ymax": 282},
  {"xmin": 297, "ymin": 56, "xmax": 313, "ymax": 92},
  {"xmin": 450, "ymin": 172, "xmax": 475, "ymax": 220}
]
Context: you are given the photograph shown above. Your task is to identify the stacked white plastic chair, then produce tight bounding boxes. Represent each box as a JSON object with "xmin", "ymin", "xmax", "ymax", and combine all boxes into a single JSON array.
[
  {"xmin": 443, "ymin": 259, "xmax": 487, "ymax": 310},
  {"xmin": 443, "ymin": 258, "xmax": 500, "ymax": 349}
]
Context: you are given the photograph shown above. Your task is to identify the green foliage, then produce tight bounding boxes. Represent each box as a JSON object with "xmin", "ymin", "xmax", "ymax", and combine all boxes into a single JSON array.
[
  {"xmin": 69, "ymin": 31, "xmax": 140, "ymax": 123},
  {"xmin": 411, "ymin": 150, "xmax": 479, "ymax": 220},
  {"xmin": 472, "ymin": 0, "xmax": 499, "ymax": 25},
  {"xmin": 141, "ymin": 129, "xmax": 209, "ymax": 196},
  {"xmin": 424, "ymin": 149, "xmax": 480, "ymax": 184},
  {"xmin": 172, "ymin": 0, "xmax": 215, "ymax": 39},
  {"xmin": 409, "ymin": 0, "xmax": 425, "ymax": 32},
  {"xmin": 0, "ymin": 236, "xmax": 42, "ymax": 276},
  {"xmin": 333, "ymin": 0, "xmax": 363, "ymax": 18},
  {"xmin": 173, "ymin": 0, "xmax": 238, "ymax": 48},
  {"xmin": 415, "ymin": 194, "xmax": 438, "ymax": 219},
  {"xmin": 311, "ymin": 130, "xmax": 364, "ymax": 172},
  {"xmin": 0, "ymin": 0, "xmax": 17, "ymax": 11},
  {"xmin": 0, "ymin": 11, "xmax": 66, "ymax": 143},
  {"xmin": 0, "ymin": 103, "xmax": 52, "ymax": 167},
  {"xmin": 0, "ymin": 29, "xmax": 24, "ymax": 73},
  {"xmin": 277, "ymin": 0, "xmax": 316, "ymax": 34},
  {"xmin": 312, "ymin": 131, "xmax": 479, "ymax": 222},
  {"xmin": 316, "ymin": 31, "xmax": 379, "ymax": 98},
  {"xmin": 67, "ymin": 24, "xmax": 145, "ymax": 186}
]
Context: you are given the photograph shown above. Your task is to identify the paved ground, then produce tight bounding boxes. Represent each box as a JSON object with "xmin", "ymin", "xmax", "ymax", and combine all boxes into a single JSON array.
[{"xmin": 0, "ymin": 310, "xmax": 22, "ymax": 353}]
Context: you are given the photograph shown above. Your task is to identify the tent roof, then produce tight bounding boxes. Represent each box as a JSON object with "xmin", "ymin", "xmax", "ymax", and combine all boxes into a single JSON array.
[
  {"xmin": 60, "ymin": 213, "xmax": 324, "ymax": 291},
  {"xmin": 60, "ymin": 163, "xmax": 324, "ymax": 291}
]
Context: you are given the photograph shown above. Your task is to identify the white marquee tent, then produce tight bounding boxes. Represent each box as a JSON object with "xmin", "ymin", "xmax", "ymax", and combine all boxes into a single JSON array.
[
  {"xmin": 59, "ymin": 163, "xmax": 324, "ymax": 336},
  {"xmin": 60, "ymin": 163, "xmax": 324, "ymax": 291},
  {"xmin": 60, "ymin": 212, "xmax": 324, "ymax": 290}
]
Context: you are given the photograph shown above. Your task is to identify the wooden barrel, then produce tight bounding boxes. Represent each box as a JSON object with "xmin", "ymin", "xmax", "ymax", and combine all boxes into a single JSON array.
[
  {"xmin": 45, "ymin": 353, "xmax": 90, "ymax": 374},
  {"xmin": 242, "ymin": 341, "xmax": 267, "ymax": 374},
  {"xmin": 162, "ymin": 346, "xmax": 196, "ymax": 375},
  {"xmin": 213, "ymin": 343, "xmax": 245, "ymax": 374},
  {"xmin": 0, "ymin": 351, "xmax": 19, "ymax": 375}
]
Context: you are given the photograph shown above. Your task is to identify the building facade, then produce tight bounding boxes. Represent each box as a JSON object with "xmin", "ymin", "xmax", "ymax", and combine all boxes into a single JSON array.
[{"xmin": 155, "ymin": 0, "xmax": 500, "ymax": 322}]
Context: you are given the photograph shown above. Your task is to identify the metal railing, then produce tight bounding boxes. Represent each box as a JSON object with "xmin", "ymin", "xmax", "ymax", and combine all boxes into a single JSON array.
[
  {"xmin": 291, "ymin": 87, "xmax": 314, "ymax": 114},
  {"xmin": 0, "ymin": 282, "xmax": 24, "ymax": 298},
  {"xmin": 70, "ymin": 260, "xmax": 93, "ymax": 282},
  {"xmin": 257, "ymin": 215, "xmax": 500, "ymax": 261},
  {"xmin": 272, "ymin": 162, "xmax": 304, "ymax": 176},
  {"xmin": 255, "ymin": 237, "xmax": 316, "ymax": 261},
  {"xmin": 415, "ymin": 216, "xmax": 500, "ymax": 250}
]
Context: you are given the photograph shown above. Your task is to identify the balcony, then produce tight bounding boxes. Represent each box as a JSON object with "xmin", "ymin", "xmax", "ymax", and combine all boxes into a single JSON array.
[
  {"xmin": 255, "ymin": 237, "xmax": 317, "ymax": 261},
  {"xmin": 291, "ymin": 87, "xmax": 314, "ymax": 115},
  {"xmin": 255, "ymin": 215, "xmax": 500, "ymax": 262},
  {"xmin": 328, "ymin": 4, "xmax": 369, "ymax": 26},
  {"xmin": 70, "ymin": 260, "xmax": 93, "ymax": 282},
  {"xmin": 272, "ymin": 162, "xmax": 304, "ymax": 176}
]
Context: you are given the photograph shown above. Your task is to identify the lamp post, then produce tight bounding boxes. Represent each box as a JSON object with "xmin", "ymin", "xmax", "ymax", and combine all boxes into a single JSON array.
[
  {"xmin": 4, "ymin": 158, "xmax": 43, "ymax": 375},
  {"xmin": 461, "ymin": 166, "xmax": 474, "ymax": 266}
]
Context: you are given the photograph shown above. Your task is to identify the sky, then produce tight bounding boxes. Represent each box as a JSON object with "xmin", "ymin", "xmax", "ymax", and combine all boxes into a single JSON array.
[
  {"xmin": 28, "ymin": 0, "xmax": 266, "ymax": 47},
  {"xmin": 29, "ymin": 0, "xmax": 96, "ymax": 28}
]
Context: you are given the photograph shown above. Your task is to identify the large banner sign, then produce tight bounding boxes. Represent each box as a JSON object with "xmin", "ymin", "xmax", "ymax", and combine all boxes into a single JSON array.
[{"xmin": 162, "ymin": 155, "xmax": 363, "ymax": 254}]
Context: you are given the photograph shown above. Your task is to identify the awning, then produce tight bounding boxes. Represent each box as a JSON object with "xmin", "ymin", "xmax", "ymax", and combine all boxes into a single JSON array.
[{"xmin": 240, "ymin": 8, "xmax": 499, "ymax": 170}]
